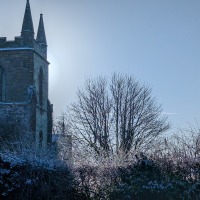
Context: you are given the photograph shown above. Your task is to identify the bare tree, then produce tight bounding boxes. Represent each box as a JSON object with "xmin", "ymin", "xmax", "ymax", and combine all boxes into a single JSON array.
[{"xmin": 69, "ymin": 74, "xmax": 170, "ymax": 158}]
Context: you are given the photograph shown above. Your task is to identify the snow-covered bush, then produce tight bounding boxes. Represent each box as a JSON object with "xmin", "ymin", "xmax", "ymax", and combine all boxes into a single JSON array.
[
  {"xmin": 107, "ymin": 155, "xmax": 200, "ymax": 200},
  {"xmin": 0, "ymin": 152, "xmax": 79, "ymax": 200}
]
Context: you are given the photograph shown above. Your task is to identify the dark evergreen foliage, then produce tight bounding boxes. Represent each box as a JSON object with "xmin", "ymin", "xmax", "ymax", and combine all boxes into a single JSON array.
[
  {"xmin": 1, "ymin": 152, "xmax": 200, "ymax": 199},
  {"xmin": 0, "ymin": 153, "xmax": 85, "ymax": 200}
]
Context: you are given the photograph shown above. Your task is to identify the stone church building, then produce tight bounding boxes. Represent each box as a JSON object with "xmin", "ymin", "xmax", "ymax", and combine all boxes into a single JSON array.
[{"xmin": 0, "ymin": 0, "xmax": 53, "ymax": 149}]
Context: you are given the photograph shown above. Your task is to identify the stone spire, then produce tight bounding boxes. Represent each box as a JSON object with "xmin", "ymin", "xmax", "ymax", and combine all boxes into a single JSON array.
[
  {"xmin": 36, "ymin": 14, "xmax": 47, "ymax": 46},
  {"xmin": 21, "ymin": 0, "xmax": 34, "ymax": 42}
]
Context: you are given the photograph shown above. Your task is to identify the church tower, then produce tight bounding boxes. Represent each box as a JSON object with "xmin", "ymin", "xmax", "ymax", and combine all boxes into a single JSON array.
[{"xmin": 0, "ymin": 0, "xmax": 52, "ymax": 149}]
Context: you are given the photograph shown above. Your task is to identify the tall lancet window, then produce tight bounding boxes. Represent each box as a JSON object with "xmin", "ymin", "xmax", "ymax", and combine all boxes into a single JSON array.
[
  {"xmin": 0, "ymin": 66, "xmax": 6, "ymax": 101},
  {"xmin": 39, "ymin": 68, "xmax": 44, "ymax": 106},
  {"xmin": 39, "ymin": 130, "xmax": 43, "ymax": 147}
]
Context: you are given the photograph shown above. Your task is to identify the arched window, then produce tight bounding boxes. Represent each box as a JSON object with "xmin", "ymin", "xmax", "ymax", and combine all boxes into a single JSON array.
[
  {"xmin": 39, "ymin": 68, "xmax": 44, "ymax": 106},
  {"xmin": 0, "ymin": 66, "xmax": 5, "ymax": 101},
  {"xmin": 39, "ymin": 130, "xmax": 43, "ymax": 147}
]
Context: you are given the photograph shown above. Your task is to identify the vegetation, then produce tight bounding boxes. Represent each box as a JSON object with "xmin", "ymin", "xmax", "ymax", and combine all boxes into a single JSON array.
[
  {"xmin": 1, "ymin": 133, "xmax": 200, "ymax": 200},
  {"xmin": 1, "ymin": 74, "xmax": 200, "ymax": 199},
  {"xmin": 69, "ymin": 74, "xmax": 169, "ymax": 159}
]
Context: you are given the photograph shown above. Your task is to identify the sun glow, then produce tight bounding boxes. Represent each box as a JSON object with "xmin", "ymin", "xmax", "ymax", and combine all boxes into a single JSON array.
[{"xmin": 48, "ymin": 50, "xmax": 59, "ymax": 89}]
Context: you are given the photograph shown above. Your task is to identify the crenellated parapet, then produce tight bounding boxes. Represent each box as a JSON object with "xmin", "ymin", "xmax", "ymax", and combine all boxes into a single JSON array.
[
  {"xmin": 0, "ymin": 37, "xmax": 47, "ymax": 62},
  {"xmin": 0, "ymin": 37, "xmax": 24, "ymax": 48}
]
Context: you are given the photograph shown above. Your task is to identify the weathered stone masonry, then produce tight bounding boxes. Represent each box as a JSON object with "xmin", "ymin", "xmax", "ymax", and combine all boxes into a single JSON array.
[{"xmin": 0, "ymin": 0, "xmax": 53, "ymax": 148}]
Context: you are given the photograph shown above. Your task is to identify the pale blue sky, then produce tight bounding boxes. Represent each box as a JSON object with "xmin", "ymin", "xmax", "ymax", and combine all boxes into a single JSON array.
[{"xmin": 1, "ymin": 0, "xmax": 200, "ymax": 129}]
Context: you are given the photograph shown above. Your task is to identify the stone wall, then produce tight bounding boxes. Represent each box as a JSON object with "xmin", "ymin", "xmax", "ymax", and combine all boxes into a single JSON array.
[{"xmin": 0, "ymin": 49, "xmax": 34, "ymax": 102}]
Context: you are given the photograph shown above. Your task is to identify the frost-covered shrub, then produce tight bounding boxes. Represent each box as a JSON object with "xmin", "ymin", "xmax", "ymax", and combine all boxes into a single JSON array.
[
  {"xmin": 0, "ymin": 152, "xmax": 82, "ymax": 200},
  {"xmin": 1, "ymin": 145, "xmax": 200, "ymax": 200},
  {"xmin": 107, "ymin": 155, "xmax": 200, "ymax": 200},
  {"xmin": 0, "ymin": 153, "xmax": 26, "ymax": 199}
]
